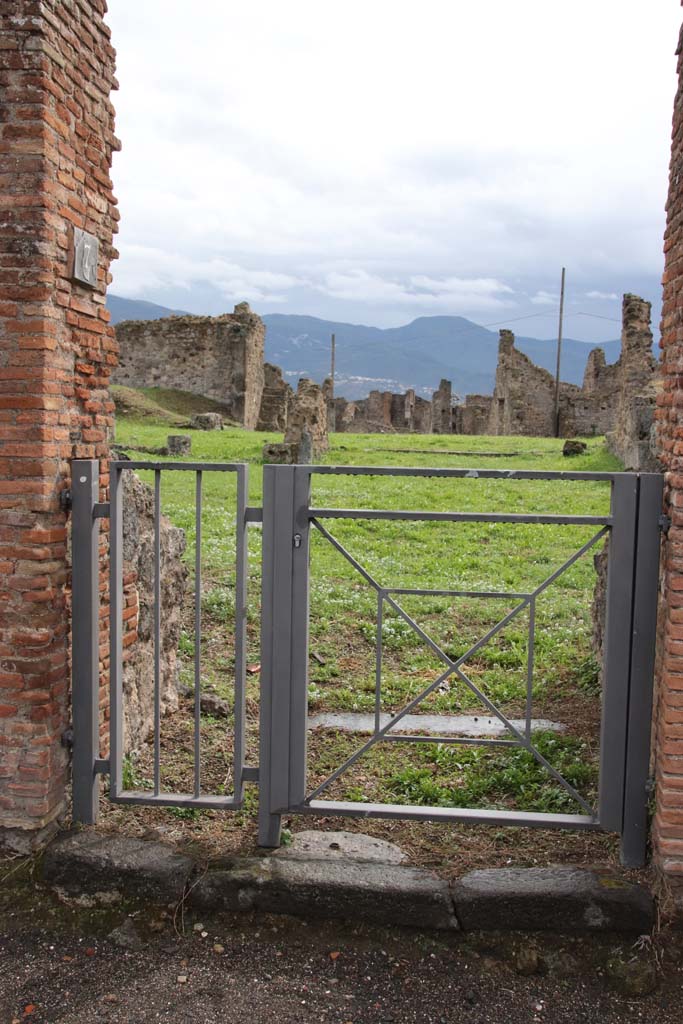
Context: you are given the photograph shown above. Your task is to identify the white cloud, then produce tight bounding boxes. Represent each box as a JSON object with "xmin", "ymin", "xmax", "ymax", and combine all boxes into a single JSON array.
[
  {"xmin": 113, "ymin": 247, "xmax": 303, "ymax": 304},
  {"xmin": 317, "ymin": 270, "xmax": 515, "ymax": 311},
  {"xmin": 531, "ymin": 291, "xmax": 558, "ymax": 306},
  {"xmin": 586, "ymin": 290, "xmax": 619, "ymax": 300},
  {"xmin": 105, "ymin": 0, "xmax": 678, "ymax": 327}
]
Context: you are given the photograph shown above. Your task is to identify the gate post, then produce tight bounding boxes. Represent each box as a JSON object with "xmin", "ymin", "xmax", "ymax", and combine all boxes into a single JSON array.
[
  {"xmin": 258, "ymin": 465, "xmax": 311, "ymax": 847},
  {"xmin": 71, "ymin": 460, "xmax": 101, "ymax": 824},
  {"xmin": 620, "ymin": 474, "xmax": 664, "ymax": 868},
  {"xmin": 598, "ymin": 474, "xmax": 639, "ymax": 832}
]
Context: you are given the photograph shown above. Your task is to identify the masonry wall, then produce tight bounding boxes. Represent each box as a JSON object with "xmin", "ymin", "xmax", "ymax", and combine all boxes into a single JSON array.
[
  {"xmin": 334, "ymin": 387, "xmax": 436, "ymax": 434},
  {"xmin": 652, "ymin": 21, "xmax": 683, "ymax": 905},
  {"xmin": 114, "ymin": 305, "xmax": 266, "ymax": 429},
  {"xmin": 0, "ymin": 0, "xmax": 119, "ymax": 848},
  {"xmin": 606, "ymin": 294, "xmax": 658, "ymax": 471}
]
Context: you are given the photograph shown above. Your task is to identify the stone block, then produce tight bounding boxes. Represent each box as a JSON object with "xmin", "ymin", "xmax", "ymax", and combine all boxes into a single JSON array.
[
  {"xmin": 42, "ymin": 831, "xmax": 196, "ymax": 902},
  {"xmin": 452, "ymin": 867, "xmax": 654, "ymax": 933},
  {"xmin": 189, "ymin": 857, "xmax": 457, "ymax": 930},
  {"xmin": 563, "ymin": 439, "xmax": 587, "ymax": 456},
  {"xmin": 191, "ymin": 412, "xmax": 223, "ymax": 431},
  {"xmin": 167, "ymin": 434, "xmax": 191, "ymax": 455},
  {"xmin": 262, "ymin": 442, "xmax": 297, "ymax": 464}
]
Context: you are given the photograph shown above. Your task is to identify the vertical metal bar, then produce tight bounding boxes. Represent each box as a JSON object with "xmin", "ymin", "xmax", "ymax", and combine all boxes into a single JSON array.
[
  {"xmin": 598, "ymin": 474, "xmax": 639, "ymax": 830},
  {"xmin": 71, "ymin": 459, "xmax": 101, "ymax": 823},
  {"xmin": 153, "ymin": 470, "xmax": 161, "ymax": 797},
  {"xmin": 375, "ymin": 592, "xmax": 383, "ymax": 734},
  {"xmin": 194, "ymin": 470, "xmax": 202, "ymax": 798},
  {"xmin": 525, "ymin": 598, "xmax": 535, "ymax": 743},
  {"xmin": 621, "ymin": 473, "xmax": 664, "ymax": 867},
  {"xmin": 288, "ymin": 466, "xmax": 312, "ymax": 810},
  {"xmin": 109, "ymin": 463, "xmax": 123, "ymax": 798},
  {"xmin": 234, "ymin": 464, "xmax": 248, "ymax": 800},
  {"xmin": 258, "ymin": 464, "xmax": 295, "ymax": 847}
]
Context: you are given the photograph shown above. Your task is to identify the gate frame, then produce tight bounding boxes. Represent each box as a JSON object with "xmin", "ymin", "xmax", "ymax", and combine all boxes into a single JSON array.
[
  {"xmin": 256, "ymin": 465, "xmax": 663, "ymax": 867},
  {"xmin": 71, "ymin": 461, "xmax": 663, "ymax": 868}
]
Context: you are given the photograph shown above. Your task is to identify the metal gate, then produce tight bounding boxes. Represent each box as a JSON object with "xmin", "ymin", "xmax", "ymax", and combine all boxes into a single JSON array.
[{"xmin": 70, "ymin": 460, "xmax": 663, "ymax": 867}]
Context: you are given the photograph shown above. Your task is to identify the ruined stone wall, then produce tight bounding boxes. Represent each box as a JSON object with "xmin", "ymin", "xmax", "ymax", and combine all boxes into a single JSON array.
[
  {"xmin": 606, "ymin": 295, "xmax": 658, "ymax": 470},
  {"xmin": 432, "ymin": 379, "xmax": 453, "ymax": 434},
  {"xmin": 486, "ymin": 331, "xmax": 580, "ymax": 437},
  {"xmin": 0, "ymin": 0, "xmax": 119, "ymax": 848},
  {"xmin": 283, "ymin": 377, "xmax": 329, "ymax": 459},
  {"xmin": 454, "ymin": 394, "xmax": 493, "ymax": 436},
  {"xmin": 256, "ymin": 362, "xmax": 292, "ymax": 432},
  {"xmin": 334, "ymin": 386, "xmax": 438, "ymax": 434},
  {"xmin": 652, "ymin": 20, "xmax": 683, "ymax": 905},
  {"xmin": 114, "ymin": 304, "xmax": 265, "ymax": 429},
  {"xmin": 460, "ymin": 302, "xmax": 656, "ymax": 444}
]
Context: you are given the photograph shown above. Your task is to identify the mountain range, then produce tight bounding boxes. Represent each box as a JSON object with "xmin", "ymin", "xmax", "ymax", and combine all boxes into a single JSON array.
[{"xmin": 106, "ymin": 294, "xmax": 622, "ymax": 400}]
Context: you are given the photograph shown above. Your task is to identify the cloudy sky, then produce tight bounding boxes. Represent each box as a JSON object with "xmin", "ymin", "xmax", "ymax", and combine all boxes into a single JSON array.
[{"xmin": 105, "ymin": 1, "xmax": 681, "ymax": 341}]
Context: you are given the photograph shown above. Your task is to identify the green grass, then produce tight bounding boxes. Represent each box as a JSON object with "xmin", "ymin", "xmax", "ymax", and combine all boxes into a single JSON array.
[
  {"xmin": 114, "ymin": 404, "xmax": 620, "ymax": 814},
  {"xmin": 112, "ymin": 385, "xmax": 240, "ymax": 425}
]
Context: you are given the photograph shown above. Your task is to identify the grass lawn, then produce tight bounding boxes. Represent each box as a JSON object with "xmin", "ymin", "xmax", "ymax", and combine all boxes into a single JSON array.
[{"xmin": 99, "ymin": 407, "xmax": 624, "ymax": 873}]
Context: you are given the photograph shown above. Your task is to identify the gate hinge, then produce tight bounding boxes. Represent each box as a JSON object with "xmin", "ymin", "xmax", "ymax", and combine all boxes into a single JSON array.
[
  {"xmin": 242, "ymin": 765, "xmax": 259, "ymax": 783},
  {"xmin": 93, "ymin": 502, "xmax": 110, "ymax": 519},
  {"xmin": 94, "ymin": 758, "xmax": 110, "ymax": 775},
  {"xmin": 59, "ymin": 489, "xmax": 72, "ymax": 512},
  {"xmin": 659, "ymin": 514, "xmax": 671, "ymax": 534}
]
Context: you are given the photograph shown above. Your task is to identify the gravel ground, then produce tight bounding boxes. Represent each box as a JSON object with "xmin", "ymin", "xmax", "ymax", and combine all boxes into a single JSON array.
[{"xmin": 1, "ymin": 910, "xmax": 682, "ymax": 1024}]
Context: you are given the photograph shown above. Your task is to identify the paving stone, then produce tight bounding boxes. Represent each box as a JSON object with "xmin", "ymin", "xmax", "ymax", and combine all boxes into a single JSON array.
[
  {"xmin": 452, "ymin": 867, "xmax": 654, "ymax": 933},
  {"xmin": 273, "ymin": 831, "xmax": 406, "ymax": 864},
  {"xmin": 42, "ymin": 831, "xmax": 195, "ymax": 902},
  {"xmin": 308, "ymin": 712, "xmax": 564, "ymax": 738},
  {"xmin": 189, "ymin": 857, "xmax": 457, "ymax": 930}
]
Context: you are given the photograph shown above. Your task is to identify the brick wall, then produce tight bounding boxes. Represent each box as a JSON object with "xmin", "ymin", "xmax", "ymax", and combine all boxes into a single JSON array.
[
  {"xmin": 0, "ymin": 0, "xmax": 118, "ymax": 849},
  {"xmin": 653, "ymin": 21, "xmax": 683, "ymax": 904}
]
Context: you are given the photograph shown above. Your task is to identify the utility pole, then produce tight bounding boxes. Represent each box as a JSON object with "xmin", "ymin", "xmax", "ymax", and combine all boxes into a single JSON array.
[
  {"xmin": 330, "ymin": 333, "xmax": 336, "ymax": 397},
  {"xmin": 553, "ymin": 267, "xmax": 566, "ymax": 438}
]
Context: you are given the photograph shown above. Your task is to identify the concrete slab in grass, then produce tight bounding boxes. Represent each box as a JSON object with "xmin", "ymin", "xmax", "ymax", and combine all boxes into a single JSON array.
[
  {"xmin": 42, "ymin": 831, "xmax": 196, "ymax": 903},
  {"xmin": 452, "ymin": 867, "xmax": 654, "ymax": 933},
  {"xmin": 190, "ymin": 857, "xmax": 457, "ymax": 930}
]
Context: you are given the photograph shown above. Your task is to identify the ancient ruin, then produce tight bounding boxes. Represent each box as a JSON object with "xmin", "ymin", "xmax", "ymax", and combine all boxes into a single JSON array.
[
  {"xmin": 114, "ymin": 302, "xmax": 265, "ymax": 429},
  {"xmin": 455, "ymin": 294, "xmax": 658, "ymax": 468},
  {"xmin": 256, "ymin": 362, "xmax": 293, "ymax": 432},
  {"xmin": 605, "ymin": 294, "xmax": 658, "ymax": 471},
  {"xmin": 263, "ymin": 377, "xmax": 330, "ymax": 463},
  {"xmin": 334, "ymin": 388, "xmax": 434, "ymax": 433}
]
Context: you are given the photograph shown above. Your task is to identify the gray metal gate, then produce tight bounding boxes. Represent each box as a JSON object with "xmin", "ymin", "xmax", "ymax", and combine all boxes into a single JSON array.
[{"xmin": 70, "ymin": 460, "xmax": 663, "ymax": 868}]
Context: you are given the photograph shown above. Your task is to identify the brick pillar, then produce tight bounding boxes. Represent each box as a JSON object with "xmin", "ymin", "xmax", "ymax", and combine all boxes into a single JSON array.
[
  {"xmin": 0, "ymin": 1, "xmax": 119, "ymax": 850},
  {"xmin": 654, "ymin": 21, "xmax": 683, "ymax": 905}
]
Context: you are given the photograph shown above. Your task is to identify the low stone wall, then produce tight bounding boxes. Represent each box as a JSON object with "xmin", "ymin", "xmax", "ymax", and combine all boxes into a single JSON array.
[{"xmin": 121, "ymin": 473, "xmax": 187, "ymax": 752}]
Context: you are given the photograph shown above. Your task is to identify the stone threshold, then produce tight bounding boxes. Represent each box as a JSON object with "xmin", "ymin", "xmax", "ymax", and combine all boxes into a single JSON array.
[
  {"xmin": 308, "ymin": 712, "xmax": 565, "ymax": 737},
  {"xmin": 41, "ymin": 830, "xmax": 653, "ymax": 936}
]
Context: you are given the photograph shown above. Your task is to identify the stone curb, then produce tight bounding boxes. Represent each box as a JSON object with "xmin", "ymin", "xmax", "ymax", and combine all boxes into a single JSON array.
[{"xmin": 40, "ymin": 831, "xmax": 654, "ymax": 935}]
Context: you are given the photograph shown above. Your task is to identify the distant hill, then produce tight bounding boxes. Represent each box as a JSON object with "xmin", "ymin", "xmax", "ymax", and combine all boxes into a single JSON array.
[
  {"xmin": 106, "ymin": 295, "xmax": 622, "ymax": 400},
  {"xmin": 262, "ymin": 313, "xmax": 622, "ymax": 399},
  {"xmin": 107, "ymin": 295, "xmax": 190, "ymax": 323}
]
